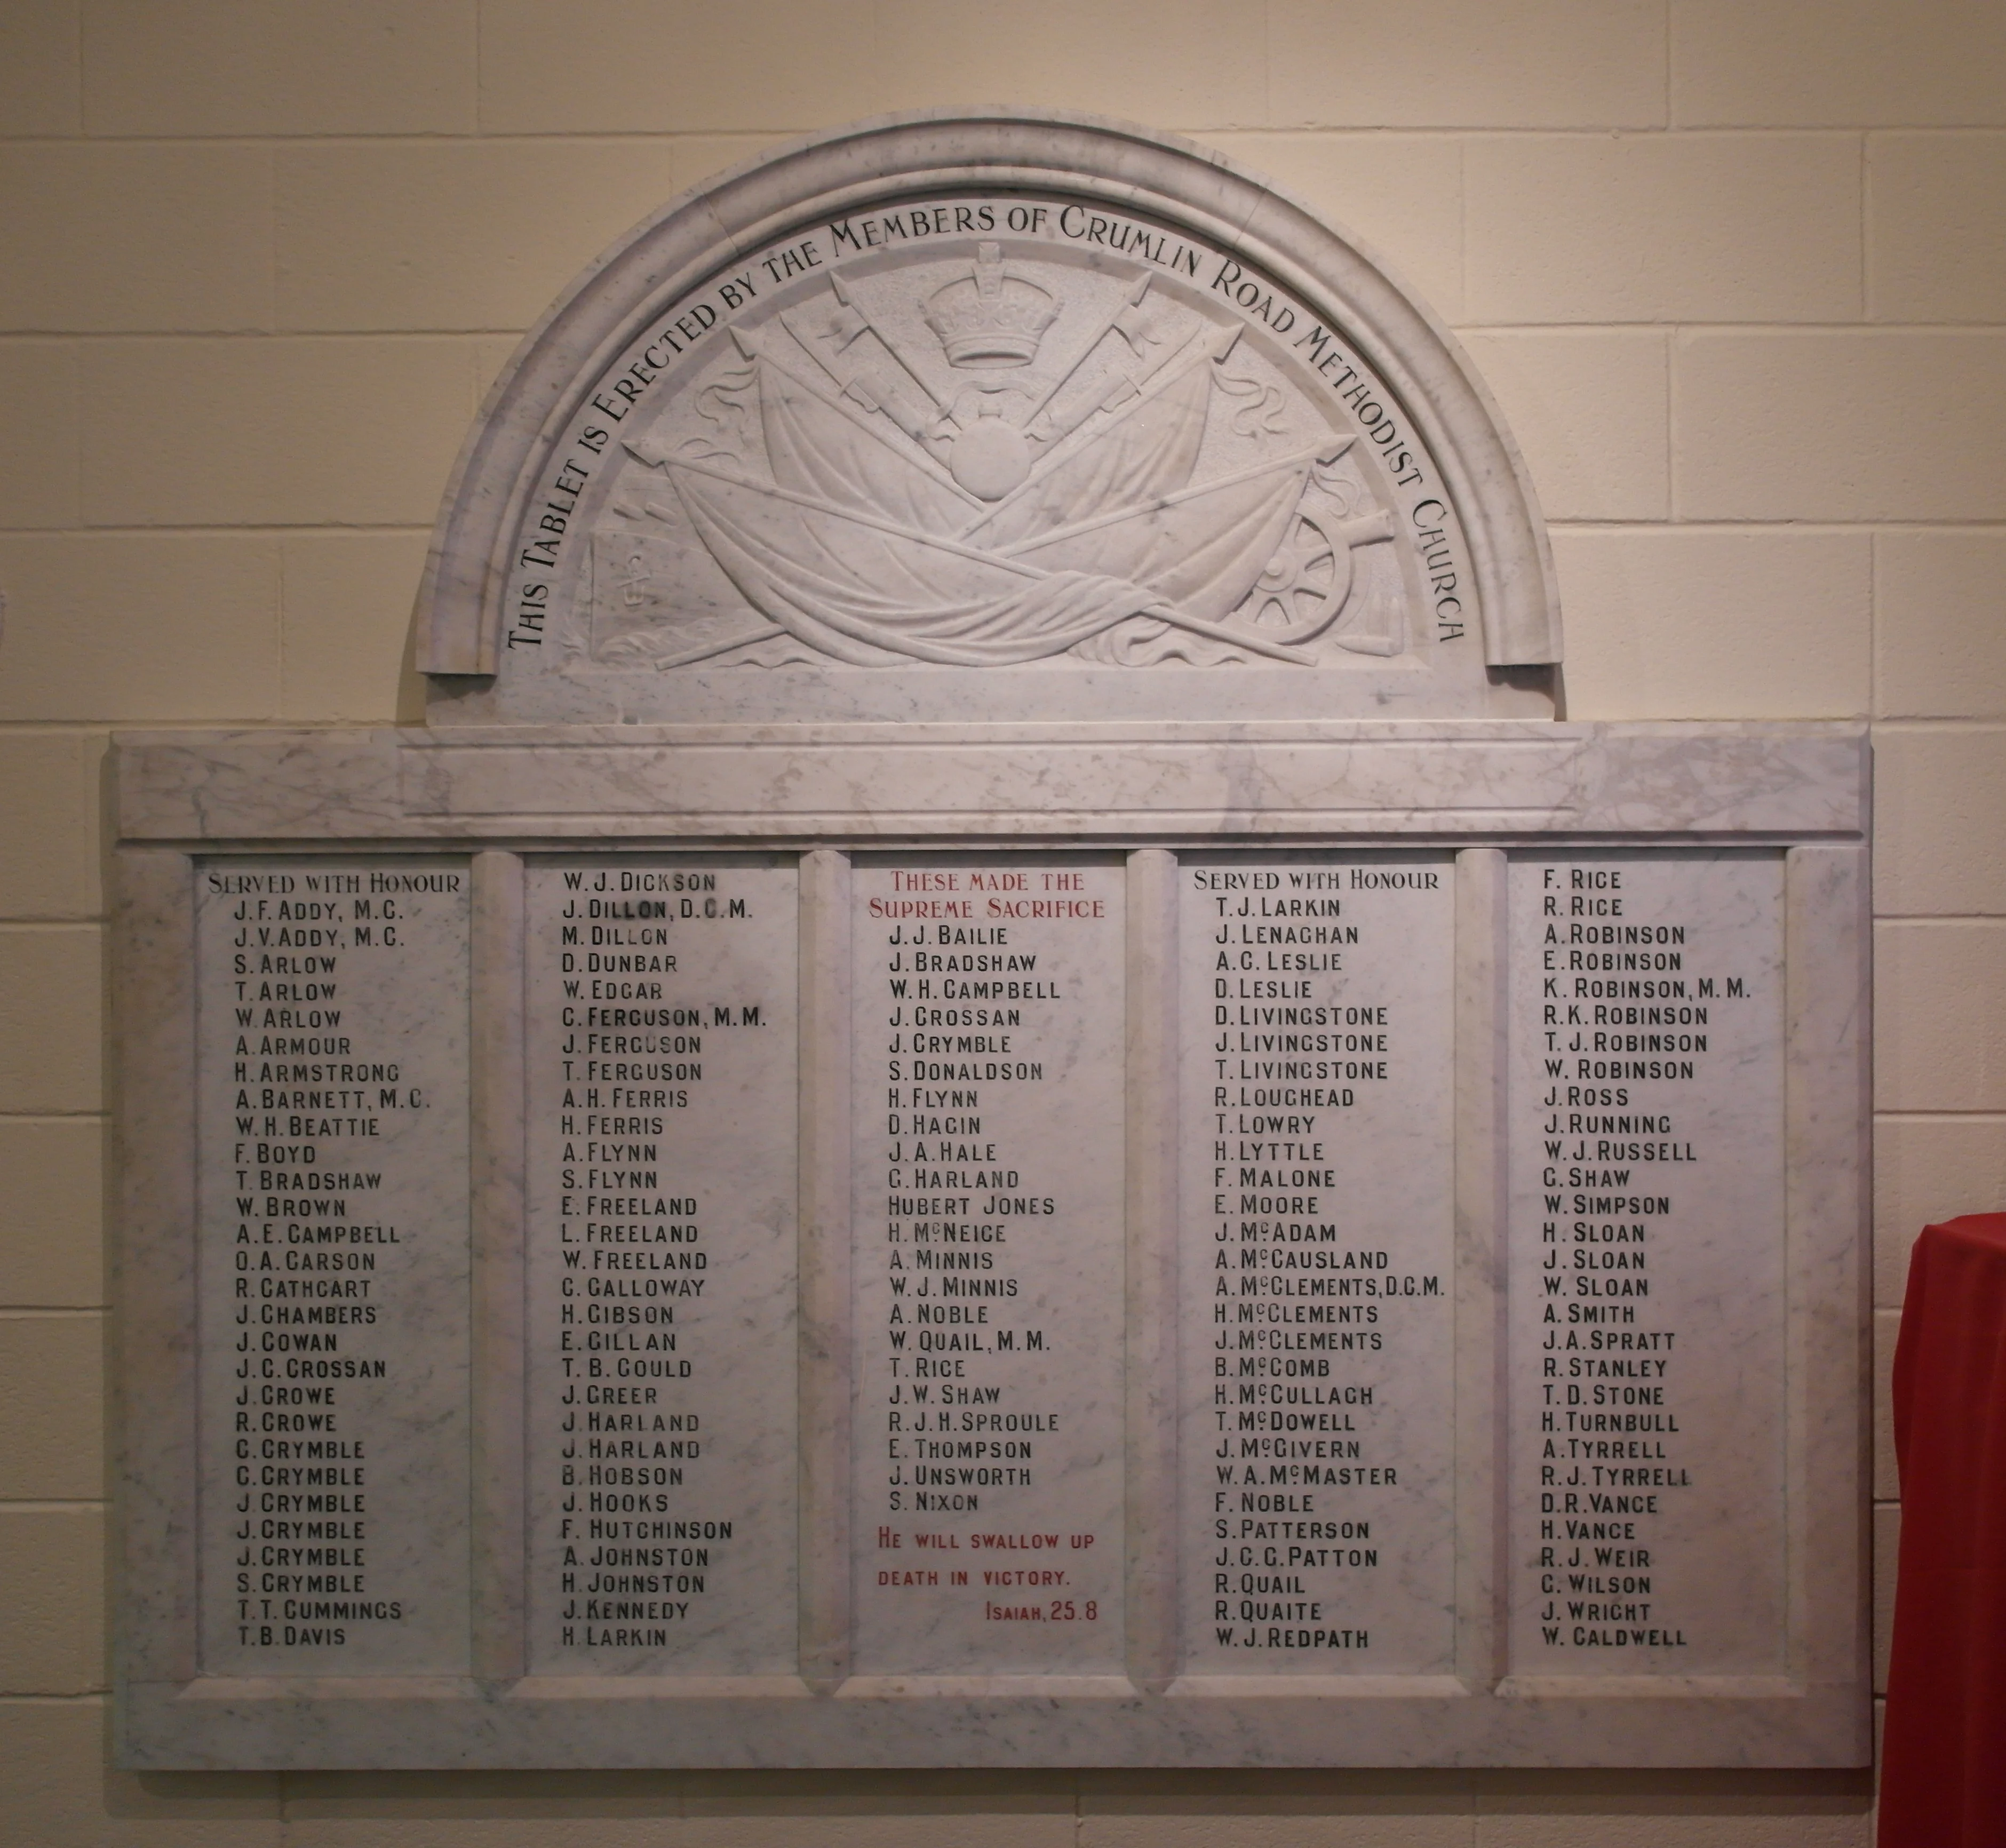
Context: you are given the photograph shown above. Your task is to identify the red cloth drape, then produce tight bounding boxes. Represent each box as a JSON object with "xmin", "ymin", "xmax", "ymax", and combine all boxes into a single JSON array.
[{"xmin": 1880, "ymin": 1213, "xmax": 2006, "ymax": 1847}]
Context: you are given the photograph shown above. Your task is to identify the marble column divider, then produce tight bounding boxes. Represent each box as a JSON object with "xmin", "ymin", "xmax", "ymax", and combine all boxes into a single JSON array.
[
  {"xmin": 111, "ymin": 848, "xmax": 200, "ymax": 1692},
  {"xmin": 1125, "ymin": 848, "xmax": 1180, "ymax": 1694},
  {"xmin": 469, "ymin": 850, "xmax": 527, "ymax": 1684},
  {"xmin": 799, "ymin": 848, "xmax": 854, "ymax": 1692},
  {"xmin": 1453, "ymin": 845, "xmax": 1508, "ymax": 1690},
  {"xmin": 1782, "ymin": 844, "xmax": 1872, "ymax": 1702}
]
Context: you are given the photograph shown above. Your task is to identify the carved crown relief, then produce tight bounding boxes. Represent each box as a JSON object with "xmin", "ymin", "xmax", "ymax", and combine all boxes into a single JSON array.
[
  {"xmin": 419, "ymin": 114, "xmax": 1559, "ymax": 713},
  {"xmin": 584, "ymin": 231, "xmax": 1413, "ymax": 673}
]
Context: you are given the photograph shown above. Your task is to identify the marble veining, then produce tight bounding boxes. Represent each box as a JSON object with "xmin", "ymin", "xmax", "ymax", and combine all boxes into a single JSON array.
[
  {"xmin": 193, "ymin": 858, "xmax": 473, "ymax": 1675},
  {"xmin": 851, "ymin": 863, "xmax": 1128, "ymax": 1675},
  {"xmin": 520, "ymin": 861, "xmax": 800, "ymax": 1676},
  {"xmin": 413, "ymin": 110, "xmax": 1561, "ymax": 719},
  {"xmin": 107, "ymin": 106, "xmax": 1868, "ymax": 1777},
  {"xmin": 110, "ymin": 722, "xmax": 1869, "ymax": 843},
  {"xmin": 1179, "ymin": 854, "xmax": 1460, "ymax": 1675},
  {"xmin": 1504, "ymin": 852, "xmax": 1788, "ymax": 1677}
]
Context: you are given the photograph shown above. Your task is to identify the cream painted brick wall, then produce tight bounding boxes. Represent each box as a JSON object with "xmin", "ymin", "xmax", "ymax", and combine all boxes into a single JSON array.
[
  {"xmin": 1873, "ymin": 728, "xmax": 2006, "ymax": 914},
  {"xmin": 873, "ymin": 0, "xmax": 1269, "ymax": 130},
  {"xmin": 1464, "ymin": 133, "xmax": 1861, "ymax": 324},
  {"xmin": 0, "ymin": 341, "xmax": 81, "ymax": 528},
  {"xmin": 280, "ymin": 533, "xmax": 432, "ymax": 723},
  {"xmin": 0, "ymin": 144, "xmax": 272, "ymax": 335},
  {"xmin": 0, "ymin": 928, "xmax": 101, "ymax": 1113},
  {"xmin": 1875, "ymin": 923, "xmax": 2006, "ymax": 1111},
  {"xmin": 81, "ymin": 339, "xmax": 477, "ymax": 529},
  {"xmin": 1268, "ymin": 0, "xmax": 1667, "ymax": 129},
  {"xmin": 1673, "ymin": 0, "xmax": 2006, "ymax": 129},
  {"xmin": 1550, "ymin": 529, "xmax": 1871, "ymax": 720},
  {"xmin": 476, "ymin": 0, "xmax": 871, "ymax": 134},
  {"xmin": 82, "ymin": 0, "xmax": 477, "ymax": 138},
  {"xmin": 268, "ymin": 1795, "xmax": 1089, "ymax": 1847},
  {"xmin": 278, "ymin": 533, "xmax": 431, "ymax": 722},
  {"xmin": 0, "ymin": 731, "xmax": 106, "ymax": 918},
  {"xmin": 2, "ymin": 0, "xmax": 1999, "ymax": 1835},
  {"xmin": 1874, "ymin": 1117, "xmax": 2006, "ymax": 1305},
  {"xmin": 0, "ymin": 536, "xmax": 281, "ymax": 722},
  {"xmin": 1868, "ymin": 134, "xmax": 2006, "ymax": 322},
  {"xmin": 275, "ymin": 141, "xmax": 698, "ymax": 332},
  {"xmin": 0, "ymin": 1700, "xmax": 282, "ymax": 1845},
  {"xmin": 679, "ymin": 1809, "xmax": 1075, "ymax": 1848},
  {"xmin": 1205, "ymin": 134, "xmax": 1464, "ymax": 318},
  {"xmin": 0, "ymin": 1313, "xmax": 103, "ymax": 1498},
  {"xmin": 477, "ymin": 0, "xmax": 1270, "ymax": 135},
  {"xmin": 1874, "ymin": 1503, "xmax": 1899, "ymax": 1694},
  {"xmin": 0, "ymin": 0, "xmax": 81, "ymax": 138},
  {"xmin": 0, "ymin": 1508, "xmax": 105, "ymax": 1693},
  {"xmin": 1082, "ymin": 1810, "xmax": 1468, "ymax": 1846},
  {"xmin": 1675, "ymin": 331, "xmax": 2006, "ymax": 521},
  {"xmin": 1873, "ymin": 1311, "xmax": 1900, "ymax": 1502},
  {"xmin": 1474, "ymin": 1810, "xmax": 1869, "ymax": 1846},
  {"xmin": 0, "ymin": 1119, "xmax": 103, "ymax": 1308},
  {"xmin": 1454, "ymin": 332, "xmax": 1668, "ymax": 521},
  {"xmin": 279, "ymin": 1817, "xmax": 690, "ymax": 1848},
  {"xmin": 1875, "ymin": 532, "xmax": 2006, "ymax": 717}
]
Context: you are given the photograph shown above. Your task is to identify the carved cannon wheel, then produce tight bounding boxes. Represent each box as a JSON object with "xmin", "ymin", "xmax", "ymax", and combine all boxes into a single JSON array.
[{"xmin": 1239, "ymin": 509, "xmax": 1355, "ymax": 646}]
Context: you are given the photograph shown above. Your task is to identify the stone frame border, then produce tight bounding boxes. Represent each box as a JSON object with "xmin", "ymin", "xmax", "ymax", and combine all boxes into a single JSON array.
[
  {"xmin": 416, "ymin": 107, "xmax": 1561, "ymax": 678},
  {"xmin": 110, "ymin": 723, "xmax": 1866, "ymax": 1769}
]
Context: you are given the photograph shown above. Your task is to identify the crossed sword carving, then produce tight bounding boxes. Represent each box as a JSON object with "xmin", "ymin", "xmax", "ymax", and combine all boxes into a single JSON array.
[{"xmin": 619, "ymin": 274, "xmax": 1351, "ymax": 670}]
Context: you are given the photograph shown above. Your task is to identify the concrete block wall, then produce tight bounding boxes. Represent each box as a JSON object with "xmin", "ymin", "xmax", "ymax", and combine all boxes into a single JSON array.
[{"xmin": 3, "ymin": 1, "xmax": 2000, "ymax": 1838}]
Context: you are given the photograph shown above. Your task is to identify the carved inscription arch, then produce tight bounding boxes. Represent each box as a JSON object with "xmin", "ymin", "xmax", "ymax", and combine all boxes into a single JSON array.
[{"xmin": 418, "ymin": 110, "xmax": 1559, "ymax": 716}]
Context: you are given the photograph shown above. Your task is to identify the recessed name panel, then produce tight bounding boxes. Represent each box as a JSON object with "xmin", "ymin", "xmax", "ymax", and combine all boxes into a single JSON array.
[
  {"xmin": 126, "ymin": 805, "xmax": 1864, "ymax": 1767},
  {"xmin": 195, "ymin": 859, "xmax": 472, "ymax": 1674},
  {"xmin": 1507, "ymin": 853, "xmax": 1787, "ymax": 1675},
  {"xmin": 1180, "ymin": 856, "xmax": 1458, "ymax": 1674},
  {"xmin": 524, "ymin": 859, "xmax": 800, "ymax": 1674},
  {"xmin": 854, "ymin": 862, "xmax": 1128, "ymax": 1674}
]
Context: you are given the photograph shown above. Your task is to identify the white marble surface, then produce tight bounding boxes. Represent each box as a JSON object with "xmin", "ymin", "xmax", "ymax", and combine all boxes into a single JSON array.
[
  {"xmin": 1504, "ymin": 854, "xmax": 1788, "ymax": 1677},
  {"xmin": 414, "ymin": 110, "xmax": 1560, "ymax": 701},
  {"xmin": 110, "ymin": 722, "xmax": 1870, "ymax": 844},
  {"xmin": 111, "ymin": 734, "xmax": 1870, "ymax": 1767},
  {"xmin": 1179, "ymin": 856, "xmax": 1458, "ymax": 1676},
  {"xmin": 106, "ymin": 114, "xmax": 1879, "ymax": 1767},
  {"xmin": 194, "ymin": 859, "xmax": 472, "ymax": 1674},
  {"xmin": 460, "ymin": 198, "xmax": 1508, "ymax": 724},
  {"xmin": 1508, "ymin": 858, "xmax": 1789, "ymax": 1677},
  {"xmin": 104, "ymin": 100, "xmax": 1867, "ymax": 1755},
  {"xmin": 851, "ymin": 863, "xmax": 1128, "ymax": 1675},
  {"xmin": 522, "ymin": 861, "xmax": 800, "ymax": 1676}
]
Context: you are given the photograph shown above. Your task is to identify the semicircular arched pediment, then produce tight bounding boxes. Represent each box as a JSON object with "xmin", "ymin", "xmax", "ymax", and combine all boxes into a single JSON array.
[{"xmin": 418, "ymin": 109, "xmax": 1560, "ymax": 722}]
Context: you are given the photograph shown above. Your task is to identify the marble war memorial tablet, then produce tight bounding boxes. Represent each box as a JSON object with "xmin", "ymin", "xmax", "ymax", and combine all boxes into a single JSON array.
[{"xmin": 110, "ymin": 111, "xmax": 1870, "ymax": 1770}]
